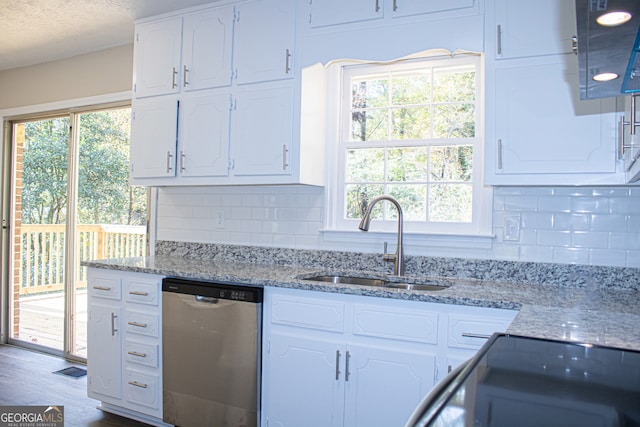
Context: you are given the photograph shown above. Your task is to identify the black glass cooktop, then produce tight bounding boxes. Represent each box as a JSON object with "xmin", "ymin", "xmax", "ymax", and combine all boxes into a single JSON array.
[{"xmin": 409, "ymin": 334, "xmax": 640, "ymax": 427}]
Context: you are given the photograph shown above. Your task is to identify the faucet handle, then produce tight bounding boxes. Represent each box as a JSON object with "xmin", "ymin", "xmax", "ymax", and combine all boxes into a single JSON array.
[{"xmin": 382, "ymin": 241, "xmax": 396, "ymax": 263}]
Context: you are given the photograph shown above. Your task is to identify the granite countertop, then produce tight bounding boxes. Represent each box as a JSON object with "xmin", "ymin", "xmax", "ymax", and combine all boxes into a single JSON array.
[{"xmin": 83, "ymin": 253, "xmax": 640, "ymax": 352}]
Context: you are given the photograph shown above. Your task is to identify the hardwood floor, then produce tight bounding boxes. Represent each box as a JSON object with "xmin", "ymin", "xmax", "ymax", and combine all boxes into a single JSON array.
[{"xmin": 0, "ymin": 344, "xmax": 150, "ymax": 426}]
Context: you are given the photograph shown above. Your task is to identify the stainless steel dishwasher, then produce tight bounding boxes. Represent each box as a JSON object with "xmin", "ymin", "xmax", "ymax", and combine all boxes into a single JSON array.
[{"xmin": 162, "ymin": 277, "xmax": 263, "ymax": 427}]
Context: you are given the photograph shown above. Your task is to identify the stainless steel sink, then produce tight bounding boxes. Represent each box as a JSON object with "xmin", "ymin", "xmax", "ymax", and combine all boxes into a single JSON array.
[{"xmin": 301, "ymin": 275, "xmax": 448, "ymax": 291}]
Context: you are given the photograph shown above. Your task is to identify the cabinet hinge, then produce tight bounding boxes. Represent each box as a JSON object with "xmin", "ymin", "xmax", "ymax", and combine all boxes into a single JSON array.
[
  {"xmin": 235, "ymin": 9, "xmax": 240, "ymax": 22},
  {"xmin": 229, "ymin": 159, "xmax": 235, "ymax": 171}
]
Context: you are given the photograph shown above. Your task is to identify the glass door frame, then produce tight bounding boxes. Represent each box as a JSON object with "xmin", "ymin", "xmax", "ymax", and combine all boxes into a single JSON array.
[{"xmin": 1, "ymin": 99, "xmax": 142, "ymax": 363}]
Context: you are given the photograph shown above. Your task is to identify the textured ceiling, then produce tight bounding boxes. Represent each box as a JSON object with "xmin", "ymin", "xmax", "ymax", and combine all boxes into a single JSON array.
[{"xmin": 0, "ymin": 0, "xmax": 219, "ymax": 72}]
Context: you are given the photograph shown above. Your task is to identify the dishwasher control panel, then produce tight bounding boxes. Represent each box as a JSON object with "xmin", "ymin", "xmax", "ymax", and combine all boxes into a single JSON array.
[{"xmin": 162, "ymin": 277, "xmax": 263, "ymax": 303}]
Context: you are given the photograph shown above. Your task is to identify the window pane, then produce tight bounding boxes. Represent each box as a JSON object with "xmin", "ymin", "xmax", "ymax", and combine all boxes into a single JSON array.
[
  {"xmin": 388, "ymin": 147, "xmax": 428, "ymax": 182},
  {"xmin": 429, "ymin": 145, "xmax": 473, "ymax": 182},
  {"xmin": 391, "ymin": 107, "xmax": 431, "ymax": 140},
  {"xmin": 352, "ymin": 78, "xmax": 388, "ymax": 109},
  {"xmin": 388, "ymin": 184, "xmax": 427, "ymax": 221},
  {"xmin": 346, "ymin": 148, "xmax": 385, "ymax": 182},
  {"xmin": 351, "ymin": 109, "xmax": 388, "ymax": 141},
  {"xmin": 433, "ymin": 67, "xmax": 475, "ymax": 103},
  {"xmin": 392, "ymin": 72, "xmax": 431, "ymax": 105},
  {"xmin": 428, "ymin": 184, "xmax": 472, "ymax": 222},
  {"xmin": 345, "ymin": 184, "xmax": 385, "ymax": 219},
  {"xmin": 432, "ymin": 104, "xmax": 475, "ymax": 138}
]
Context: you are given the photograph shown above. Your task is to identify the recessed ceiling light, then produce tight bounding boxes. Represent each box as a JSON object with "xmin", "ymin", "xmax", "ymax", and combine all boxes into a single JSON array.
[
  {"xmin": 596, "ymin": 11, "xmax": 632, "ymax": 26},
  {"xmin": 593, "ymin": 72, "xmax": 619, "ymax": 82}
]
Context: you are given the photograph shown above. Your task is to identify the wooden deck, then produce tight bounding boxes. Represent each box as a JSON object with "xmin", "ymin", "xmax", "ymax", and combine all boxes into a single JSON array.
[{"xmin": 14, "ymin": 290, "xmax": 87, "ymax": 357}]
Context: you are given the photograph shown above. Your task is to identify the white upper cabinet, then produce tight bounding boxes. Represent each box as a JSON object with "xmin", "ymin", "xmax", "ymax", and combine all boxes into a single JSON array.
[
  {"xmin": 133, "ymin": 18, "xmax": 182, "ymax": 98},
  {"xmin": 133, "ymin": 7, "xmax": 234, "ymax": 98},
  {"xmin": 178, "ymin": 92, "xmax": 231, "ymax": 177},
  {"xmin": 130, "ymin": 97, "xmax": 178, "ymax": 179},
  {"xmin": 492, "ymin": 57, "xmax": 617, "ymax": 176},
  {"xmin": 484, "ymin": 0, "xmax": 623, "ymax": 185},
  {"xmin": 309, "ymin": 0, "xmax": 383, "ymax": 28},
  {"xmin": 234, "ymin": 0, "xmax": 296, "ymax": 85},
  {"xmin": 181, "ymin": 7, "xmax": 235, "ymax": 91},
  {"xmin": 494, "ymin": 0, "xmax": 576, "ymax": 60},
  {"xmin": 391, "ymin": 0, "xmax": 475, "ymax": 19},
  {"xmin": 232, "ymin": 86, "xmax": 294, "ymax": 176}
]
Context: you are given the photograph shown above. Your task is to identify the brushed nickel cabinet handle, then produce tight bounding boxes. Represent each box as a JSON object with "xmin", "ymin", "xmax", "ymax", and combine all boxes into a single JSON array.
[
  {"xmin": 461, "ymin": 332, "xmax": 491, "ymax": 340},
  {"xmin": 128, "ymin": 291, "xmax": 149, "ymax": 296},
  {"xmin": 128, "ymin": 351, "xmax": 148, "ymax": 358},
  {"xmin": 111, "ymin": 313, "xmax": 118, "ymax": 336},
  {"xmin": 128, "ymin": 321, "xmax": 148, "ymax": 328},
  {"xmin": 128, "ymin": 381, "xmax": 148, "ymax": 389},
  {"xmin": 93, "ymin": 285, "xmax": 111, "ymax": 291},
  {"xmin": 285, "ymin": 49, "xmax": 292, "ymax": 74},
  {"xmin": 335, "ymin": 350, "xmax": 341, "ymax": 380},
  {"xmin": 345, "ymin": 351, "xmax": 351, "ymax": 382},
  {"xmin": 497, "ymin": 139, "xmax": 503, "ymax": 170},
  {"xmin": 171, "ymin": 67, "xmax": 178, "ymax": 89},
  {"xmin": 497, "ymin": 25, "xmax": 503, "ymax": 55},
  {"xmin": 166, "ymin": 151, "xmax": 174, "ymax": 173},
  {"xmin": 183, "ymin": 65, "xmax": 189, "ymax": 87}
]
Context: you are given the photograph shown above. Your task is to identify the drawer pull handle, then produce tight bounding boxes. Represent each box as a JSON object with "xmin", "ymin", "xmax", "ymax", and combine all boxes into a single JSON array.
[
  {"xmin": 128, "ymin": 351, "xmax": 147, "ymax": 358},
  {"xmin": 129, "ymin": 291, "xmax": 149, "ymax": 296},
  {"xmin": 461, "ymin": 332, "xmax": 491, "ymax": 340},
  {"xmin": 128, "ymin": 321, "xmax": 148, "ymax": 328},
  {"xmin": 93, "ymin": 285, "xmax": 111, "ymax": 291},
  {"xmin": 128, "ymin": 381, "xmax": 148, "ymax": 389},
  {"xmin": 335, "ymin": 350, "xmax": 341, "ymax": 381},
  {"xmin": 345, "ymin": 351, "xmax": 351, "ymax": 382}
]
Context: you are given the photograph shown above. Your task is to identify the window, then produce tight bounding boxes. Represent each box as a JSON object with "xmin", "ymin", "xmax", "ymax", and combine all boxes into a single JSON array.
[{"xmin": 328, "ymin": 53, "xmax": 491, "ymax": 237}]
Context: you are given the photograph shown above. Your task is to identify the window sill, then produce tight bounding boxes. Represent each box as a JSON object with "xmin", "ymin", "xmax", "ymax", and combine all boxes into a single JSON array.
[{"xmin": 319, "ymin": 228, "xmax": 495, "ymax": 250}]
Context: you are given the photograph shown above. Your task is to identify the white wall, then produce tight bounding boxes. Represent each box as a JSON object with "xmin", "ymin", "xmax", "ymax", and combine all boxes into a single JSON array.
[
  {"xmin": 156, "ymin": 185, "xmax": 640, "ymax": 268},
  {"xmin": 0, "ymin": 45, "xmax": 132, "ymax": 110}
]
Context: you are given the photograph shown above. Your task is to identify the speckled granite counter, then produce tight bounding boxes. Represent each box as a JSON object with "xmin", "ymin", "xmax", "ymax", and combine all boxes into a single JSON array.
[{"xmin": 83, "ymin": 246, "xmax": 640, "ymax": 352}]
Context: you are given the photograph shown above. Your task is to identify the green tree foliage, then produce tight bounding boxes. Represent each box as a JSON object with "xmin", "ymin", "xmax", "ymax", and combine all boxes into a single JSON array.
[
  {"xmin": 345, "ymin": 64, "xmax": 476, "ymax": 223},
  {"xmin": 21, "ymin": 109, "xmax": 146, "ymax": 226}
]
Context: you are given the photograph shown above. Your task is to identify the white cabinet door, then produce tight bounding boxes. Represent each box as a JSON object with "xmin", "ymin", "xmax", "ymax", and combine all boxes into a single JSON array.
[
  {"xmin": 265, "ymin": 332, "xmax": 344, "ymax": 427},
  {"xmin": 309, "ymin": 0, "xmax": 383, "ymax": 28},
  {"xmin": 234, "ymin": 0, "xmax": 296, "ymax": 85},
  {"xmin": 392, "ymin": 0, "xmax": 475, "ymax": 18},
  {"xmin": 494, "ymin": 0, "xmax": 576, "ymax": 59},
  {"xmin": 489, "ymin": 57, "xmax": 617, "ymax": 180},
  {"xmin": 343, "ymin": 344, "xmax": 436, "ymax": 427},
  {"xmin": 88, "ymin": 302, "xmax": 122, "ymax": 400},
  {"xmin": 133, "ymin": 18, "xmax": 182, "ymax": 98},
  {"xmin": 130, "ymin": 97, "xmax": 178, "ymax": 179},
  {"xmin": 178, "ymin": 92, "xmax": 231, "ymax": 177},
  {"xmin": 232, "ymin": 86, "xmax": 293, "ymax": 176},
  {"xmin": 182, "ymin": 7, "xmax": 234, "ymax": 91}
]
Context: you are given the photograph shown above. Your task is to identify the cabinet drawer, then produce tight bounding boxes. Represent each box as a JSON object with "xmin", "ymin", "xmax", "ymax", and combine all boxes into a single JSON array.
[
  {"xmin": 353, "ymin": 304, "xmax": 438, "ymax": 344},
  {"xmin": 447, "ymin": 315, "xmax": 513, "ymax": 350},
  {"xmin": 125, "ymin": 279, "xmax": 159, "ymax": 306},
  {"xmin": 125, "ymin": 310, "xmax": 159, "ymax": 338},
  {"xmin": 90, "ymin": 276, "xmax": 121, "ymax": 300},
  {"xmin": 124, "ymin": 369, "xmax": 160, "ymax": 410},
  {"xmin": 270, "ymin": 294, "xmax": 345, "ymax": 333},
  {"xmin": 124, "ymin": 340, "xmax": 159, "ymax": 368}
]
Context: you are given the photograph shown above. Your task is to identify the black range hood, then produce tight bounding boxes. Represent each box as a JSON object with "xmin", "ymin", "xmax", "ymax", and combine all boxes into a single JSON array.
[{"xmin": 577, "ymin": 0, "xmax": 640, "ymax": 99}]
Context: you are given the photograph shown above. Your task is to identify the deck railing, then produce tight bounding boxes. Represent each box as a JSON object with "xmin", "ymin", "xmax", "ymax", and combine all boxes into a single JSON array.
[{"xmin": 19, "ymin": 224, "xmax": 146, "ymax": 295}]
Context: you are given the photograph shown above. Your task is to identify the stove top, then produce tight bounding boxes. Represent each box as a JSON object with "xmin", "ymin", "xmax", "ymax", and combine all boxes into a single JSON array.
[{"xmin": 408, "ymin": 334, "xmax": 640, "ymax": 427}]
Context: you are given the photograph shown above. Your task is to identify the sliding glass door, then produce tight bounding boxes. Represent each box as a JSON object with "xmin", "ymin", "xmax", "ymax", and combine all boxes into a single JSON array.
[{"xmin": 6, "ymin": 106, "xmax": 148, "ymax": 360}]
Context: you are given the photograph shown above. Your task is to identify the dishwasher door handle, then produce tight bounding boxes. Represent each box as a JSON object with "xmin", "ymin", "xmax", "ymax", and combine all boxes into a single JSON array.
[{"xmin": 195, "ymin": 295, "xmax": 219, "ymax": 304}]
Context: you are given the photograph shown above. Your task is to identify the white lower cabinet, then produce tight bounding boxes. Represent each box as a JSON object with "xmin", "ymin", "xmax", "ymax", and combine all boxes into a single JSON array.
[
  {"xmin": 87, "ymin": 268, "xmax": 166, "ymax": 426},
  {"xmin": 262, "ymin": 287, "xmax": 517, "ymax": 427}
]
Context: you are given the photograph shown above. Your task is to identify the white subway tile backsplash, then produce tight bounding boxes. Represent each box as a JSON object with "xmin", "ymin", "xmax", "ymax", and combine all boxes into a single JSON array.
[
  {"xmin": 155, "ymin": 185, "xmax": 640, "ymax": 268},
  {"xmin": 553, "ymin": 247, "xmax": 589, "ymax": 265},
  {"xmin": 552, "ymin": 213, "xmax": 590, "ymax": 231}
]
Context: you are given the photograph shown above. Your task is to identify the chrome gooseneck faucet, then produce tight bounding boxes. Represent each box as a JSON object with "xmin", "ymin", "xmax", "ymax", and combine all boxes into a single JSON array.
[{"xmin": 358, "ymin": 195, "xmax": 405, "ymax": 276}]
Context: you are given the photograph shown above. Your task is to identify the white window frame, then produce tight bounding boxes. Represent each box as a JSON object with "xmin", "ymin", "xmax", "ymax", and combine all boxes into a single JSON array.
[{"xmin": 322, "ymin": 51, "xmax": 493, "ymax": 248}]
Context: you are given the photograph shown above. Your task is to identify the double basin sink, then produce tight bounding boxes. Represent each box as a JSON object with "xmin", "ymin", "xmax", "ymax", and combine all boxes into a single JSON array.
[{"xmin": 300, "ymin": 274, "xmax": 448, "ymax": 292}]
